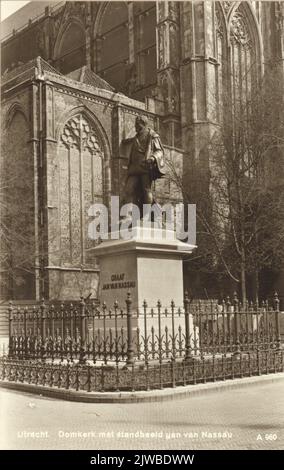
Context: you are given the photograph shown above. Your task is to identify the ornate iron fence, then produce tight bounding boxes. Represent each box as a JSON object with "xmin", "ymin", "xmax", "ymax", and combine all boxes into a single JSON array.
[
  {"xmin": 1, "ymin": 292, "xmax": 283, "ymax": 392},
  {"xmin": 1, "ymin": 351, "xmax": 283, "ymax": 392},
  {"xmin": 6, "ymin": 292, "xmax": 282, "ymax": 362}
]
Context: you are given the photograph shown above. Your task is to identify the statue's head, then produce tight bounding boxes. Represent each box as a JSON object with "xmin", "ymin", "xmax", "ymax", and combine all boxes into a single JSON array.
[{"xmin": 135, "ymin": 115, "xmax": 148, "ymax": 133}]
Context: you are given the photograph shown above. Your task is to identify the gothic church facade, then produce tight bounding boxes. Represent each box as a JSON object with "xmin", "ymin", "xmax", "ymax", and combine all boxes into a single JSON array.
[{"xmin": 1, "ymin": 1, "xmax": 284, "ymax": 303}]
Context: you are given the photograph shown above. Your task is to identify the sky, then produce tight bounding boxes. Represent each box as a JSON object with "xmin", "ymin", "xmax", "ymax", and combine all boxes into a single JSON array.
[{"xmin": 1, "ymin": 1, "xmax": 30, "ymax": 21}]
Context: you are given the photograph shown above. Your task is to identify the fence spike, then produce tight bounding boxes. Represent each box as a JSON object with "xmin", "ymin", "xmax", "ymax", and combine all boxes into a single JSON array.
[
  {"xmin": 226, "ymin": 296, "xmax": 231, "ymax": 310},
  {"xmin": 233, "ymin": 291, "xmax": 239, "ymax": 303},
  {"xmin": 274, "ymin": 292, "xmax": 280, "ymax": 311}
]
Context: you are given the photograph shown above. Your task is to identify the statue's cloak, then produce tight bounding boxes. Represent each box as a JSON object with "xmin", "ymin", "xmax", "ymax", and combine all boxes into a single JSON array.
[{"xmin": 121, "ymin": 128, "xmax": 166, "ymax": 181}]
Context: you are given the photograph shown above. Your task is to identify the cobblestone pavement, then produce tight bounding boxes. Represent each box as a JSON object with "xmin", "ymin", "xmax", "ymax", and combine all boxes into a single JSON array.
[{"xmin": 0, "ymin": 380, "xmax": 283, "ymax": 450}]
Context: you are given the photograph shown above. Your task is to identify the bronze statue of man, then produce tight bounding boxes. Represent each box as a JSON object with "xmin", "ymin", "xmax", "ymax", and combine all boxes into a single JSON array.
[{"xmin": 121, "ymin": 115, "xmax": 165, "ymax": 214}]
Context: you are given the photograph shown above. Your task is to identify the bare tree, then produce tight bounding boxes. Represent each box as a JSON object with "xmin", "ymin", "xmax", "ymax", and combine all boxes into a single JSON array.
[
  {"xmin": 168, "ymin": 64, "xmax": 284, "ymax": 303},
  {"xmin": 0, "ymin": 127, "xmax": 35, "ymax": 299},
  {"xmin": 0, "ymin": 135, "xmax": 61, "ymax": 301}
]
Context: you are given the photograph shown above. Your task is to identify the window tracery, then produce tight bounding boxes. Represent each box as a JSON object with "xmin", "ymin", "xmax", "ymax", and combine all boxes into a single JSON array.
[
  {"xmin": 59, "ymin": 115, "xmax": 104, "ymax": 266},
  {"xmin": 231, "ymin": 11, "xmax": 253, "ymax": 49},
  {"xmin": 61, "ymin": 115, "xmax": 102, "ymax": 153},
  {"xmin": 214, "ymin": 2, "xmax": 258, "ymax": 123}
]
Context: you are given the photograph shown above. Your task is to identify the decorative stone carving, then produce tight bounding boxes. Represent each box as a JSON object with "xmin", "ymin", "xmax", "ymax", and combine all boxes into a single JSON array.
[
  {"xmin": 222, "ymin": 1, "xmax": 235, "ymax": 15},
  {"xmin": 275, "ymin": 2, "xmax": 284, "ymax": 32},
  {"xmin": 231, "ymin": 10, "xmax": 252, "ymax": 48},
  {"xmin": 168, "ymin": 2, "xmax": 179, "ymax": 22},
  {"xmin": 61, "ymin": 115, "xmax": 102, "ymax": 154},
  {"xmin": 158, "ymin": 23, "xmax": 168, "ymax": 69}
]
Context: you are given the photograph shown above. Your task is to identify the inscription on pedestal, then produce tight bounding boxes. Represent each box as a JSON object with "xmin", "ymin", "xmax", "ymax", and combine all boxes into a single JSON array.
[{"xmin": 102, "ymin": 272, "xmax": 136, "ymax": 291}]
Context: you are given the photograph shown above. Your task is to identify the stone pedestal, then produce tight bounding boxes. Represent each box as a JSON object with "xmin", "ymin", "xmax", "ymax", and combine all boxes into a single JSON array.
[
  {"xmin": 93, "ymin": 227, "xmax": 195, "ymax": 309},
  {"xmin": 90, "ymin": 227, "xmax": 199, "ymax": 360}
]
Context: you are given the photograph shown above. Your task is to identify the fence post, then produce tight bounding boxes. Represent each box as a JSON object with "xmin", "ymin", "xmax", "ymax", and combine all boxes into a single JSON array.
[
  {"xmin": 40, "ymin": 298, "xmax": 46, "ymax": 360},
  {"xmin": 23, "ymin": 307, "xmax": 27, "ymax": 359},
  {"xmin": 274, "ymin": 292, "xmax": 281, "ymax": 351},
  {"xmin": 233, "ymin": 292, "xmax": 241, "ymax": 355},
  {"xmin": 79, "ymin": 297, "xmax": 86, "ymax": 364},
  {"xmin": 126, "ymin": 291, "xmax": 134, "ymax": 366},
  {"xmin": 8, "ymin": 301, "xmax": 13, "ymax": 358},
  {"xmin": 184, "ymin": 291, "xmax": 191, "ymax": 361}
]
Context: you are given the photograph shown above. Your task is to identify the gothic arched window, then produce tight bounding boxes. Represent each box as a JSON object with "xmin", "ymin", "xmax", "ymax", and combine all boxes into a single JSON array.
[
  {"xmin": 229, "ymin": 6, "xmax": 258, "ymax": 116},
  {"xmin": 58, "ymin": 115, "xmax": 104, "ymax": 266},
  {"xmin": 95, "ymin": 2, "xmax": 157, "ymax": 99},
  {"xmin": 55, "ymin": 23, "xmax": 86, "ymax": 74},
  {"xmin": 97, "ymin": 2, "xmax": 129, "ymax": 91},
  {"xmin": 229, "ymin": 5, "xmax": 260, "ymax": 175},
  {"xmin": 214, "ymin": 2, "xmax": 260, "ymax": 123},
  {"xmin": 133, "ymin": 2, "xmax": 157, "ymax": 93}
]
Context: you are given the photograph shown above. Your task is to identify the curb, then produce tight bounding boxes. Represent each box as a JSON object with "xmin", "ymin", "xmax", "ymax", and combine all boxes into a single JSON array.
[{"xmin": 0, "ymin": 373, "xmax": 283, "ymax": 403}]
